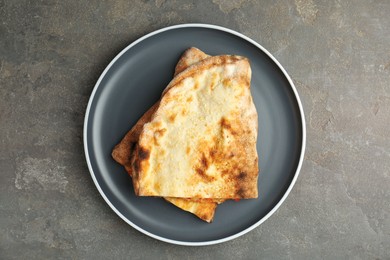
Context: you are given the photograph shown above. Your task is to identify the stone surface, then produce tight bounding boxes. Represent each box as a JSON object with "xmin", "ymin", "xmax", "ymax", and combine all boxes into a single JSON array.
[{"xmin": 1, "ymin": 0, "xmax": 389, "ymax": 259}]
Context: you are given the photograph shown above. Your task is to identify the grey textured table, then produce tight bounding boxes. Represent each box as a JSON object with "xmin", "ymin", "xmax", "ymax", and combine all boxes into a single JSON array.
[{"xmin": 1, "ymin": 0, "xmax": 389, "ymax": 259}]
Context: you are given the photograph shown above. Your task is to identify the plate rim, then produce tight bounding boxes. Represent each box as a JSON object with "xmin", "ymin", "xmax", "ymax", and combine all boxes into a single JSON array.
[{"xmin": 83, "ymin": 23, "xmax": 306, "ymax": 246}]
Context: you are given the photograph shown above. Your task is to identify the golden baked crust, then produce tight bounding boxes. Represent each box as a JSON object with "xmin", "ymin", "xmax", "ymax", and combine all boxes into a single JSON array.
[
  {"xmin": 133, "ymin": 55, "xmax": 259, "ymax": 199},
  {"xmin": 112, "ymin": 102, "xmax": 160, "ymax": 175},
  {"xmin": 174, "ymin": 47, "xmax": 210, "ymax": 76}
]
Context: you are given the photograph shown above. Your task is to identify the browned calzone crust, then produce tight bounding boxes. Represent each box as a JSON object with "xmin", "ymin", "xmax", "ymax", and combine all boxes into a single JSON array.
[
  {"xmin": 113, "ymin": 48, "xmax": 259, "ymax": 222},
  {"xmin": 132, "ymin": 55, "xmax": 259, "ymax": 199}
]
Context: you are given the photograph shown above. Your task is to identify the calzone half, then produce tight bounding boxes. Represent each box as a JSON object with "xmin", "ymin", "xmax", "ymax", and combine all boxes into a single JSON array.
[{"xmin": 132, "ymin": 55, "xmax": 259, "ymax": 199}]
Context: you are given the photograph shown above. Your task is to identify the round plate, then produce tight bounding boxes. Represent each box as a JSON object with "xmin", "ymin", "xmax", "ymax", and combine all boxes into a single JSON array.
[{"xmin": 84, "ymin": 24, "xmax": 306, "ymax": 246}]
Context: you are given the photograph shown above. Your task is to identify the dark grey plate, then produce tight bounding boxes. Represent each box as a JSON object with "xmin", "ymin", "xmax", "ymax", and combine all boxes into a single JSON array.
[{"xmin": 84, "ymin": 24, "xmax": 306, "ymax": 246}]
